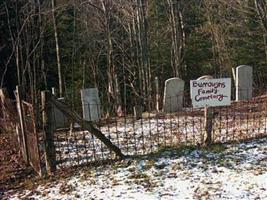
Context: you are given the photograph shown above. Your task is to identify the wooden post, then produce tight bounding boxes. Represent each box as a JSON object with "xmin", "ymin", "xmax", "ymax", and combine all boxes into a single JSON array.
[
  {"xmin": 204, "ymin": 106, "xmax": 213, "ymax": 146},
  {"xmin": 15, "ymin": 124, "xmax": 22, "ymax": 153},
  {"xmin": 196, "ymin": 76, "xmax": 214, "ymax": 146},
  {"xmin": 155, "ymin": 77, "xmax": 159, "ymax": 112},
  {"xmin": 0, "ymin": 88, "xmax": 8, "ymax": 102},
  {"xmin": 0, "ymin": 88, "xmax": 8, "ymax": 134},
  {"xmin": 41, "ymin": 91, "xmax": 57, "ymax": 174},
  {"xmin": 0, "ymin": 88, "xmax": 8, "ymax": 122},
  {"xmin": 51, "ymin": 87, "xmax": 57, "ymax": 96},
  {"xmin": 232, "ymin": 67, "xmax": 236, "ymax": 85},
  {"xmin": 15, "ymin": 85, "xmax": 28, "ymax": 163}
]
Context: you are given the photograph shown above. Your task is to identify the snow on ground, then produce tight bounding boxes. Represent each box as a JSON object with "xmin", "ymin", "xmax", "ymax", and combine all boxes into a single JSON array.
[
  {"xmin": 7, "ymin": 137, "xmax": 267, "ymax": 200},
  {"xmin": 54, "ymin": 115, "xmax": 267, "ymax": 168}
]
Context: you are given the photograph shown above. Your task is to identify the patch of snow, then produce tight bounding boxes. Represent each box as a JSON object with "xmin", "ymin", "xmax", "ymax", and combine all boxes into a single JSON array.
[
  {"xmin": 7, "ymin": 138, "xmax": 267, "ymax": 200},
  {"xmin": 54, "ymin": 115, "xmax": 267, "ymax": 169}
]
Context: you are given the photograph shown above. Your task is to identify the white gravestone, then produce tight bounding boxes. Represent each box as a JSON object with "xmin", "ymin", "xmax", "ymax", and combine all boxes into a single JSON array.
[
  {"xmin": 163, "ymin": 78, "xmax": 185, "ymax": 112},
  {"xmin": 197, "ymin": 75, "xmax": 213, "ymax": 80},
  {"xmin": 236, "ymin": 65, "xmax": 253, "ymax": 101},
  {"xmin": 81, "ymin": 88, "xmax": 101, "ymax": 121}
]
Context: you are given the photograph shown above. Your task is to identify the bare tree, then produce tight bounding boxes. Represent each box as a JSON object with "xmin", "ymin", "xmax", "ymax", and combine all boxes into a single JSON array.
[
  {"xmin": 254, "ymin": 0, "xmax": 267, "ymax": 64},
  {"xmin": 166, "ymin": 0, "xmax": 186, "ymax": 77},
  {"xmin": 51, "ymin": 0, "xmax": 63, "ymax": 97}
]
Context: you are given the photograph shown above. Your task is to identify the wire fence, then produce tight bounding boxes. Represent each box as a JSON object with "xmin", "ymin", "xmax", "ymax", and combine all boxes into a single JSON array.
[
  {"xmin": 51, "ymin": 92, "xmax": 267, "ymax": 169},
  {"xmin": 1, "ymin": 86, "xmax": 267, "ymax": 174}
]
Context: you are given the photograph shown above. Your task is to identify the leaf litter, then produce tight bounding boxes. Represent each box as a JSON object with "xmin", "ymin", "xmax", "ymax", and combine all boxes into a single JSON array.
[{"xmin": 6, "ymin": 138, "xmax": 267, "ymax": 200}]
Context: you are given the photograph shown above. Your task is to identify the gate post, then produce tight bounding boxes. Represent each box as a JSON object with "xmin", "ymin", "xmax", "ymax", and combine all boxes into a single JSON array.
[
  {"xmin": 196, "ymin": 76, "xmax": 214, "ymax": 146},
  {"xmin": 41, "ymin": 91, "xmax": 56, "ymax": 174},
  {"xmin": 204, "ymin": 106, "xmax": 213, "ymax": 146},
  {"xmin": 0, "ymin": 88, "xmax": 8, "ymax": 121},
  {"xmin": 15, "ymin": 85, "xmax": 28, "ymax": 163}
]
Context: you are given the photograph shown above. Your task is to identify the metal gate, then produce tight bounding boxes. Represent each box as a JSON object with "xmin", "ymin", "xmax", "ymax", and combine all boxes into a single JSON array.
[{"xmin": 21, "ymin": 101, "xmax": 42, "ymax": 175}]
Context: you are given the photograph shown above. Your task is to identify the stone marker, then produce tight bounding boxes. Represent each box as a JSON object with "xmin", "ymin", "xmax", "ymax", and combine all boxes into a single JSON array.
[
  {"xmin": 52, "ymin": 97, "xmax": 69, "ymax": 129},
  {"xmin": 81, "ymin": 88, "xmax": 101, "ymax": 121},
  {"xmin": 50, "ymin": 88, "xmax": 68, "ymax": 129},
  {"xmin": 197, "ymin": 75, "xmax": 213, "ymax": 80},
  {"xmin": 235, "ymin": 65, "xmax": 253, "ymax": 101},
  {"xmin": 163, "ymin": 78, "xmax": 184, "ymax": 112}
]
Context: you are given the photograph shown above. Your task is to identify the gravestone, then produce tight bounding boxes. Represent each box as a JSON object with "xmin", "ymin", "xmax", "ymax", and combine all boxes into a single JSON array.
[
  {"xmin": 81, "ymin": 88, "xmax": 101, "ymax": 121},
  {"xmin": 50, "ymin": 88, "xmax": 68, "ymax": 129},
  {"xmin": 197, "ymin": 75, "xmax": 213, "ymax": 80},
  {"xmin": 52, "ymin": 97, "xmax": 69, "ymax": 129},
  {"xmin": 163, "ymin": 78, "xmax": 184, "ymax": 112},
  {"xmin": 235, "ymin": 65, "xmax": 253, "ymax": 101}
]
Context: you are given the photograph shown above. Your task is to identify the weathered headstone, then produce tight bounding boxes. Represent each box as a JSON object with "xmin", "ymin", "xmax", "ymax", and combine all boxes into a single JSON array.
[
  {"xmin": 81, "ymin": 88, "xmax": 101, "ymax": 121},
  {"xmin": 235, "ymin": 65, "xmax": 253, "ymax": 101},
  {"xmin": 50, "ymin": 88, "xmax": 69, "ymax": 129},
  {"xmin": 52, "ymin": 97, "xmax": 69, "ymax": 129},
  {"xmin": 163, "ymin": 78, "xmax": 184, "ymax": 112},
  {"xmin": 197, "ymin": 75, "xmax": 213, "ymax": 80}
]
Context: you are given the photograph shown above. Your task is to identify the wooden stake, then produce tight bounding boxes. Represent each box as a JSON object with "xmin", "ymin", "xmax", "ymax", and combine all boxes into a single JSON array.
[
  {"xmin": 155, "ymin": 77, "xmax": 159, "ymax": 112},
  {"xmin": 196, "ymin": 75, "xmax": 214, "ymax": 146},
  {"xmin": 51, "ymin": 87, "xmax": 57, "ymax": 96},
  {"xmin": 41, "ymin": 91, "xmax": 57, "ymax": 174},
  {"xmin": 204, "ymin": 106, "xmax": 213, "ymax": 146},
  {"xmin": 0, "ymin": 88, "xmax": 9, "ymax": 122},
  {"xmin": 15, "ymin": 85, "xmax": 28, "ymax": 163}
]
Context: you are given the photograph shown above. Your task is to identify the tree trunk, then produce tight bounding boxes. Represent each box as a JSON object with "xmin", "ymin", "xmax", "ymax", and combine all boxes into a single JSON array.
[
  {"xmin": 167, "ymin": 0, "xmax": 185, "ymax": 78},
  {"xmin": 51, "ymin": 0, "xmax": 63, "ymax": 97}
]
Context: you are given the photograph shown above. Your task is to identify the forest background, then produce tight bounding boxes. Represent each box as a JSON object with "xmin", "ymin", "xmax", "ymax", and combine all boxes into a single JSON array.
[{"xmin": 0, "ymin": 0, "xmax": 266, "ymax": 113}]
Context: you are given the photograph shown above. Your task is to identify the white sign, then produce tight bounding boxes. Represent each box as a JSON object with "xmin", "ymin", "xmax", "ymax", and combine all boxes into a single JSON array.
[{"xmin": 190, "ymin": 78, "xmax": 231, "ymax": 108}]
